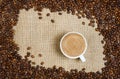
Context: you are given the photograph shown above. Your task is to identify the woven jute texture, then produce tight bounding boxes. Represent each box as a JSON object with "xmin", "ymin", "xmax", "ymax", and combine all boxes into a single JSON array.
[{"xmin": 14, "ymin": 8, "xmax": 105, "ymax": 72}]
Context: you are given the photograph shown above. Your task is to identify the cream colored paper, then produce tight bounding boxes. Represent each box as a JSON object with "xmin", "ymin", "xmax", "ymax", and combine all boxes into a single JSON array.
[{"xmin": 14, "ymin": 8, "xmax": 105, "ymax": 72}]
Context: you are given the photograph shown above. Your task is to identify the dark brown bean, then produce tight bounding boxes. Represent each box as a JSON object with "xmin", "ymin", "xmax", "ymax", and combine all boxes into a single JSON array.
[
  {"xmin": 51, "ymin": 19, "xmax": 55, "ymax": 23},
  {"xmin": 0, "ymin": 0, "xmax": 119, "ymax": 78},
  {"xmin": 39, "ymin": 17, "xmax": 42, "ymax": 19},
  {"xmin": 82, "ymin": 22, "xmax": 85, "ymax": 25},
  {"xmin": 38, "ymin": 54, "xmax": 42, "ymax": 57},
  {"xmin": 58, "ymin": 12, "xmax": 62, "ymax": 15},
  {"xmin": 40, "ymin": 61, "xmax": 44, "ymax": 65},
  {"xmin": 46, "ymin": 13, "xmax": 50, "ymax": 16},
  {"xmin": 38, "ymin": 13, "xmax": 42, "ymax": 15},
  {"xmin": 31, "ymin": 55, "xmax": 35, "ymax": 58},
  {"xmin": 32, "ymin": 62, "xmax": 36, "ymax": 65},
  {"xmin": 78, "ymin": 16, "xmax": 81, "ymax": 19},
  {"xmin": 27, "ymin": 46, "xmax": 31, "ymax": 50}
]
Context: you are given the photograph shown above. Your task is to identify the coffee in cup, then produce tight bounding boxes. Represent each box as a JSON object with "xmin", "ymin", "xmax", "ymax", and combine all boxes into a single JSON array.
[{"xmin": 60, "ymin": 32, "xmax": 87, "ymax": 62}]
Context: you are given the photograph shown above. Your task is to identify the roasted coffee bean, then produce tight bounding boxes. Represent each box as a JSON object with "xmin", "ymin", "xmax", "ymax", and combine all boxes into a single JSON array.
[
  {"xmin": 101, "ymin": 40, "xmax": 104, "ymax": 44},
  {"xmin": 82, "ymin": 22, "xmax": 85, "ymax": 25},
  {"xmin": 0, "ymin": 0, "xmax": 119, "ymax": 79},
  {"xmin": 32, "ymin": 62, "xmax": 36, "ymax": 65},
  {"xmin": 27, "ymin": 46, "xmax": 31, "ymax": 50},
  {"xmin": 58, "ymin": 12, "xmax": 62, "ymax": 15},
  {"xmin": 38, "ymin": 54, "xmax": 42, "ymax": 57},
  {"xmin": 46, "ymin": 13, "xmax": 50, "ymax": 16},
  {"xmin": 78, "ymin": 16, "xmax": 81, "ymax": 19},
  {"xmin": 51, "ymin": 19, "xmax": 55, "ymax": 23},
  {"xmin": 27, "ymin": 52, "xmax": 31, "ymax": 57},
  {"xmin": 31, "ymin": 55, "xmax": 35, "ymax": 58},
  {"xmin": 38, "ymin": 13, "xmax": 42, "ymax": 16},
  {"xmin": 40, "ymin": 61, "xmax": 44, "ymax": 65},
  {"xmin": 39, "ymin": 17, "xmax": 42, "ymax": 19}
]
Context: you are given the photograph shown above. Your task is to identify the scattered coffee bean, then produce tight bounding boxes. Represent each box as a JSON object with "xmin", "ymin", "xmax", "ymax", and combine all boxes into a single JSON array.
[
  {"xmin": 27, "ymin": 46, "xmax": 31, "ymax": 50},
  {"xmin": 31, "ymin": 55, "xmax": 35, "ymax": 58},
  {"xmin": 39, "ymin": 17, "xmax": 42, "ymax": 19},
  {"xmin": 40, "ymin": 61, "xmax": 44, "ymax": 65},
  {"xmin": 46, "ymin": 13, "xmax": 50, "ymax": 16},
  {"xmin": 38, "ymin": 54, "xmax": 42, "ymax": 57},
  {"xmin": 32, "ymin": 62, "xmax": 36, "ymax": 65},
  {"xmin": 82, "ymin": 68, "xmax": 86, "ymax": 71},
  {"xmin": 38, "ymin": 13, "xmax": 42, "ymax": 16},
  {"xmin": 58, "ymin": 12, "xmax": 62, "ymax": 15},
  {"xmin": 78, "ymin": 16, "xmax": 81, "ymax": 19},
  {"xmin": 101, "ymin": 40, "xmax": 104, "ymax": 44},
  {"xmin": 51, "ymin": 19, "xmax": 55, "ymax": 23},
  {"xmin": 82, "ymin": 22, "xmax": 85, "ymax": 25},
  {"xmin": 27, "ymin": 52, "xmax": 31, "ymax": 57}
]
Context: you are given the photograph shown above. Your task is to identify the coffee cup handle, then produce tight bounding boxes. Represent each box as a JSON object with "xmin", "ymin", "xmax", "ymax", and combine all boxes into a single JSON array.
[{"xmin": 79, "ymin": 55, "xmax": 86, "ymax": 62}]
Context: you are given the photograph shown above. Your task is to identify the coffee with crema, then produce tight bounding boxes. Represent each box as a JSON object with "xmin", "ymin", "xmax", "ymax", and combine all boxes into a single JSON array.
[{"xmin": 61, "ymin": 33, "xmax": 86, "ymax": 57}]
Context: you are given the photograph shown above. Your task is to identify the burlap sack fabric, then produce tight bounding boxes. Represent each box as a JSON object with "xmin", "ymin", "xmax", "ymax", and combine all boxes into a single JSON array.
[{"xmin": 14, "ymin": 8, "xmax": 105, "ymax": 72}]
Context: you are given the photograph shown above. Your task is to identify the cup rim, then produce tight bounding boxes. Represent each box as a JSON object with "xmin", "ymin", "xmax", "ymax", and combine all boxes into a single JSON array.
[{"xmin": 60, "ymin": 31, "xmax": 87, "ymax": 59}]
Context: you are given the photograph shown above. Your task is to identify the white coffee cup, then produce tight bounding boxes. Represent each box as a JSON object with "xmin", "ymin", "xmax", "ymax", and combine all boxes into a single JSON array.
[{"xmin": 60, "ymin": 32, "xmax": 87, "ymax": 62}]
